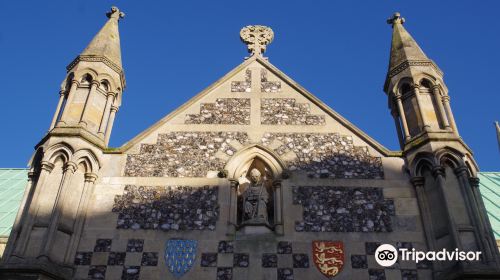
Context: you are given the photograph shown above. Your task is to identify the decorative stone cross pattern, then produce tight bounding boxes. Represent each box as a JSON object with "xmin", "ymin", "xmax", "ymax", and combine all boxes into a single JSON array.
[
  {"xmin": 387, "ymin": 12, "xmax": 405, "ymax": 26},
  {"xmin": 106, "ymin": 6, "xmax": 125, "ymax": 20},
  {"xmin": 240, "ymin": 25, "xmax": 274, "ymax": 57}
]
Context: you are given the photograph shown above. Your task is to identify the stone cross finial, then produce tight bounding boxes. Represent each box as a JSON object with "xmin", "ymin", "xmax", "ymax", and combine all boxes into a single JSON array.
[
  {"xmin": 387, "ymin": 12, "xmax": 405, "ymax": 26},
  {"xmin": 240, "ymin": 25, "xmax": 274, "ymax": 57},
  {"xmin": 106, "ymin": 6, "xmax": 125, "ymax": 20}
]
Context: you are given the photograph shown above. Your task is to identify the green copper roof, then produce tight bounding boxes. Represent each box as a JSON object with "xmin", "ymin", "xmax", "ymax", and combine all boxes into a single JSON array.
[
  {"xmin": 478, "ymin": 172, "xmax": 500, "ymax": 239},
  {"xmin": 0, "ymin": 169, "xmax": 498, "ymax": 239},
  {"xmin": 0, "ymin": 169, "xmax": 28, "ymax": 236}
]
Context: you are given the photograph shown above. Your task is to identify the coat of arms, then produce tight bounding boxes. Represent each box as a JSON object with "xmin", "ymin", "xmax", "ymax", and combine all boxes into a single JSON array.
[
  {"xmin": 165, "ymin": 239, "xmax": 197, "ymax": 278},
  {"xmin": 312, "ymin": 241, "xmax": 344, "ymax": 278}
]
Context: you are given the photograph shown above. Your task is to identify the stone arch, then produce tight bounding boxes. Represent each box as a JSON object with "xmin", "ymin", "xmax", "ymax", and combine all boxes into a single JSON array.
[
  {"xmin": 224, "ymin": 144, "xmax": 286, "ymax": 180},
  {"xmin": 44, "ymin": 143, "xmax": 74, "ymax": 164},
  {"xmin": 435, "ymin": 148, "xmax": 465, "ymax": 169},
  {"xmin": 410, "ymin": 151, "xmax": 437, "ymax": 177},
  {"xmin": 72, "ymin": 149, "xmax": 100, "ymax": 173}
]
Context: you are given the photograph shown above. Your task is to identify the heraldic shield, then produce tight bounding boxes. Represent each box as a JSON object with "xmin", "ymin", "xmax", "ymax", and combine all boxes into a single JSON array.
[
  {"xmin": 312, "ymin": 241, "xmax": 344, "ymax": 278},
  {"xmin": 165, "ymin": 239, "xmax": 197, "ymax": 278}
]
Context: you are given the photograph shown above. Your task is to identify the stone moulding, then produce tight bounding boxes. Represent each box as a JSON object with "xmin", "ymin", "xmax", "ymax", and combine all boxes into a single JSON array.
[{"xmin": 67, "ymin": 55, "xmax": 126, "ymax": 89}]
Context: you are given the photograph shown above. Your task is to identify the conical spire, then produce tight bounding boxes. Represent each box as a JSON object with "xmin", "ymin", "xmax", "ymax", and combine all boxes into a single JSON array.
[
  {"xmin": 387, "ymin": 13, "xmax": 429, "ymax": 71},
  {"xmin": 80, "ymin": 6, "xmax": 125, "ymax": 69}
]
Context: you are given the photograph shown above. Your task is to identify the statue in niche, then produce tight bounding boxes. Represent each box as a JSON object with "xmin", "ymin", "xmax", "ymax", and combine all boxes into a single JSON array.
[{"xmin": 238, "ymin": 168, "xmax": 273, "ymax": 227}]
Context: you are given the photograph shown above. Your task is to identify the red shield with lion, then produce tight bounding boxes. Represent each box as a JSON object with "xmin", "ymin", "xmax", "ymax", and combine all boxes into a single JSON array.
[{"xmin": 312, "ymin": 241, "xmax": 344, "ymax": 278}]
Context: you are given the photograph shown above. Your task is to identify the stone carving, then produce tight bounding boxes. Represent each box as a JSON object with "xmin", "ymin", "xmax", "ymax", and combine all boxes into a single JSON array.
[
  {"xmin": 261, "ymin": 133, "xmax": 384, "ymax": 179},
  {"xmin": 238, "ymin": 169, "xmax": 271, "ymax": 226},
  {"xmin": 124, "ymin": 132, "xmax": 249, "ymax": 177},
  {"xmin": 185, "ymin": 98, "xmax": 250, "ymax": 125},
  {"xmin": 112, "ymin": 185, "xmax": 219, "ymax": 231},
  {"xmin": 240, "ymin": 25, "xmax": 274, "ymax": 56},
  {"xmin": 261, "ymin": 69, "xmax": 281, "ymax": 93},
  {"xmin": 261, "ymin": 99, "xmax": 325, "ymax": 125},
  {"xmin": 293, "ymin": 186, "xmax": 395, "ymax": 232},
  {"xmin": 231, "ymin": 69, "xmax": 251, "ymax": 92}
]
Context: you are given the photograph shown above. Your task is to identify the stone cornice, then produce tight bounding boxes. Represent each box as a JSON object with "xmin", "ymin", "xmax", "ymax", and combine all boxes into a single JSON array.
[
  {"xmin": 384, "ymin": 59, "xmax": 443, "ymax": 92},
  {"xmin": 37, "ymin": 126, "xmax": 107, "ymax": 150},
  {"xmin": 66, "ymin": 55, "xmax": 126, "ymax": 89}
]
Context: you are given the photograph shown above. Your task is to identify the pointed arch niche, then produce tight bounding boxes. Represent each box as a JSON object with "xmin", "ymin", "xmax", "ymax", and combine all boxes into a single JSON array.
[{"xmin": 224, "ymin": 145, "xmax": 286, "ymax": 235}]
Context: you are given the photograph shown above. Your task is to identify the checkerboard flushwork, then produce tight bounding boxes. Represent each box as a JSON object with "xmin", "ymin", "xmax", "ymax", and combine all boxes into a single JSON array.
[{"xmin": 74, "ymin": 238, "xmax": 158, "ymax": 280}]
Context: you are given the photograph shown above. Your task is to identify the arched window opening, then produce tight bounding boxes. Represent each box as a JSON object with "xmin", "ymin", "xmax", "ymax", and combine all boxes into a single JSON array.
[{"xmin": 80, "ymin": 74, "xmax": 92, "ymax": 85}]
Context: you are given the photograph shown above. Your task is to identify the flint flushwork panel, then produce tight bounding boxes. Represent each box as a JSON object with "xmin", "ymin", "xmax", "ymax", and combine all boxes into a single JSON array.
[
  {"xmin": 231, "ymin": 69, "xmax": 251, "ymax": 92},
  {"xmin": 293, "ymin": 186, "xmax": 394, "ymax": 232},
  {"xmin": 112, "ymin": 185, "xmax": 219, "ymax": 231},
  {"xmin": 262, "ymin": 133, "xmax": 384, "ymax": 179},
  {"xmin": 261, "ymin": 98, "xmax": 326, "ymax": 125},
  {"xmin": 185, "ymin": 98, "xmax": 250, "ymax": 125},
  {"xmin": 260, "ymin": 69, "xmax": 281, "ymax": 93},
  {"xmin": 124, "ymin": 132, "xmax": 249, "ymax": 177}
]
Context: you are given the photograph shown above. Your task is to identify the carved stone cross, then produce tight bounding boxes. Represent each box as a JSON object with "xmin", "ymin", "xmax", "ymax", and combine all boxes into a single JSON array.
[
  {"xmin": 106, "ymin": 6, "xmax": 125, "ymax": 21},
  {"xmin": 387, "ymin": 12, "xmax": 405, "ymax": 26},
  {"xmin": 240, "ymin": 25, "xmax": 274, "ymax": 57}
]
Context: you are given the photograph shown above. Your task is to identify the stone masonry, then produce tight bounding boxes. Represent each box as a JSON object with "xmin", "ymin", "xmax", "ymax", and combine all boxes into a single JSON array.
[
  {"xmin": 261, "ymin": 98, "xmax": 325, "ymax": 125},
  {"xmin": 185, "ymin": 98, "xmax": 250, "ymax": 125},
  {"xmin": 124, "ymin": 132, "xmax": 249, "ymax": 177},
  {"xmin": 262, "ymin": 133, "xmax": 384, "ymax": 179}
]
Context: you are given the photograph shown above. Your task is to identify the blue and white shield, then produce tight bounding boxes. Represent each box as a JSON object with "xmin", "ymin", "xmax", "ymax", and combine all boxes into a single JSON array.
[{"xmin": 165, "ymin": 239, "xmax": 197, "ymax": 278}]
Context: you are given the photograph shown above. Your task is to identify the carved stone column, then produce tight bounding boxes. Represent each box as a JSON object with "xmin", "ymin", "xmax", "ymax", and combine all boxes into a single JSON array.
[
  {"xmin": 442, "ymin": 95, "xmax": 459, "ymax": 136},
  {"xmin": 433, "ymin": 166, "xmax": 462, "ymax": 252},
  {"xmin": 105, "ymin": 105, "xmax": 118, "ymax": 145},
  {"xmin": 65, "ymin": 172, "xmax": 98, "ymax": 263},
  {"xmin": 453, "ymin": 166, "xmax": 487, "ymax": 260},
  {"xmin": 392, "ymin": 109, "xmax": 404, "ymax": 147},
  {"xmin": 394, "ymin": 94, "xmax": 411, "ymax": 140},
  {"xmin": 273, "ymin": 179, "xmax": 283, "ymax": 235},
  {"xmin": 13, "ymin": 161, "xmax": 54, "ymax": 256},
  {"xmin": 49, "ymin": 90, "xmax": 66, "ymax": 130},
  {"xmin": 58, "ymin": 81, "xmax": 78, "ymax": 125},
  {"xmin": 413, "ymin": 84, "xmax": 430, "ymax": 131},
  {"xmin": 432, "ymin": 85, "xmax": 450, "ymax": 129},
  {"xmin": 79, "ymin": 81, "xmax": 99, "ymax": 127},
  {"xmin": 227, "ymin": 179, "xmax": 238, "ymax": 235},
  {"xmin": 40, "ymin": 161, "xmax": 77, "ymax": 257},
  {"xmin": 410, "ymin": 176, "xmax": 439, "ymax": 269},
  {"xmin": 98, "ymin": 92, "xmax": 115, "ymax": 136}
]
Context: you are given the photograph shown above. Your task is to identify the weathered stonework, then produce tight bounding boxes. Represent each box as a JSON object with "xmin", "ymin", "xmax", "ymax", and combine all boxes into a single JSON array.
[
  {"xmin": 185, "ymin": 98, "xmax": 250, "ymax": 125},
  {"xmin": 260, "ymin": 69, "xmax": 281, "ymax": 93},
  {"xmin": 293, "ymin": 186, "xmax": 394, "ymax": 232},
  {"xmin": 231, "ymin": 69, "xmax": 251, "ymax": 92},
  {"xmin": 261, "ymin": 98, "xmax": 325, "ymax": 125},
  {"xmin": 125, "ymin": 132, "xmax": 249, "ymax": 177},
  {"xmin": 112, "ymin": 185, "xmax": 219, "ymax": 231},
  {"xmin": 262, "ymin": 133, "xmax": 384, "ymax": 179}
]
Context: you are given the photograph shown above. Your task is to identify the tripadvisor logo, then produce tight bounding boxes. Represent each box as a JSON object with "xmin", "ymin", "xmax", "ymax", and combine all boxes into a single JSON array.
[{"xmin": 375, "ymin": 244, "xmax": 482, "ymax": 267}]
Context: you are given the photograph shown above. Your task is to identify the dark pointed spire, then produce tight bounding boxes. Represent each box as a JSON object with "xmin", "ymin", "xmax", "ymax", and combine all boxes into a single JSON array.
[
  {"xmin": 80, "ymin": 6, "xmax": 125, "ymax": 69},
  {"xmin": 387, "ymin": 12, "xmax": 429, "ymax": 71}
]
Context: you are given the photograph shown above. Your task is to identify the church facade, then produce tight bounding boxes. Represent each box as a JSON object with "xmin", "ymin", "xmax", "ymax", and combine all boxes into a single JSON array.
[{"xmin": 1, "ymin": 7, "xmax": 499, "ymax": 280}]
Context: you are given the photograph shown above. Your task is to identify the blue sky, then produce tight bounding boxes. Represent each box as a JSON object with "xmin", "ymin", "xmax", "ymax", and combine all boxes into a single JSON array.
[{"xmin": 0, "ymin": 1, "xmax": 499, "ymax": 170}]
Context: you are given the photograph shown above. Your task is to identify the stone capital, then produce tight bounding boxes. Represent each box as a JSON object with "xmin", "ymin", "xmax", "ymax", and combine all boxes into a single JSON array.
[
  {"xmin": 84, "ymin": 172, "xmax": 98, "ymax": 183},
  {"xmin": 272, "ymin": 179, "xmax": 282, "ymax": 188},
  {"xmin": 229, "ymin": 179, "xmax": 239, "ymax": 189},
  {"xmin": 41, "ymin": 161, "xmax": 55, "ymax": 172},
  {"xmin": 432, "ymin": 166, "xmax": 446, "ymax": 178},
  {"xmin": 468, "ymin": 177, "xmax": 480, "ymax": 188},
  {"xmin": 64, "ymin": 161, "xmax": 78, "ymax": 173},
  {"xmin": 410, "ymin": 176, "xmax": 425, "ymax": 188},
  {"xmin": 27, "ymin": 171, "xmax": 38, "ymax": 181}
]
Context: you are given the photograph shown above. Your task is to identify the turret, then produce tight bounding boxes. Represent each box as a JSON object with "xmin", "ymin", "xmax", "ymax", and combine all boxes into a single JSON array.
[
  {"xmin": 50, "ymin": 6, "xmax": 125, "ymax": 147},
  {"xmin": 0, "ymin": 7, "xmax": 125, "ymax": 279},
  {"xmin": 383, "ymin": 12, "xmax": 500, "ymax": 279}
]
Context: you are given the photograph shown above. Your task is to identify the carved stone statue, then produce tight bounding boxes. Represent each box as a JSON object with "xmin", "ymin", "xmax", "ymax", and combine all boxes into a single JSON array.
[{"xmin": 238, "ymin": 168, "xmax": 270, "ymax": 225}]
